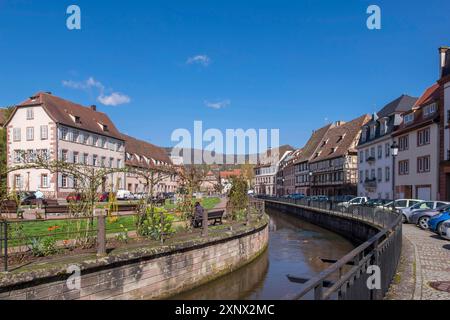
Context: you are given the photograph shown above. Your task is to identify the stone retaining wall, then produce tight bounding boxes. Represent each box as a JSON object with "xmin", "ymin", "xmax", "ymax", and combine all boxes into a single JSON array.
[{"xmin": 0, "ymin": 219, "xmax": 269, "ymax": 300}]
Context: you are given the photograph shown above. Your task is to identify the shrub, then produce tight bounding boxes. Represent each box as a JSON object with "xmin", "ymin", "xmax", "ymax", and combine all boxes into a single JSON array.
[{"xmin": 29, "ymin": 237, "xmax": 59, "ymax": 257}]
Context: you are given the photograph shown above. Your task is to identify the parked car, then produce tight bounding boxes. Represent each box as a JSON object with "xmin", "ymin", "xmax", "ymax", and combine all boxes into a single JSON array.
[
  {"xmin": 66, "ymin": 193, "xmax": 83, "ymax": 203},
  {"xmin": 409, "ymin": 204, "xmax": 450, "ymax": 230},
  {"xmin": 381, "ymin": 199, "xmax": 422, "ymax": 213},
  {"xmin": 402, "ymin": 201, "xmax": 450, "ymax": 225},
  {"xmin": 98, "ymin": 192, "xmax": 110, "ymax": 202},
  {"xmin": 364, "ymin": 199, "xmax": 389, "ymax": 207},
  {"xmin": 337, "ymin": 197, "xmax": 368, "ymax": 208},
  {"xmin": 289, "ymin": 193, "xmax": 305, "ymax": 200},
  {"xmin": 116, "ymin": 189, "xmax": 132, "ymax": 200},
  {"xmin": 438, "ymin": 219, "xmax": 450, "ymax": 240},
  {"xmin": 428, "ymin": 211, "xmax": 450, "ymax": 233}
]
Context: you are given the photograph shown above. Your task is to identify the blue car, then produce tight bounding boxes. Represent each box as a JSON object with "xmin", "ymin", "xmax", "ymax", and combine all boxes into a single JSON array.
[
  {"xmin": 428, "ymin": 211, "xmax": 450, "ymax": 233},
  {"xmin": 289, "ymin": 193, "xmax": 305, "ymax": 200}
]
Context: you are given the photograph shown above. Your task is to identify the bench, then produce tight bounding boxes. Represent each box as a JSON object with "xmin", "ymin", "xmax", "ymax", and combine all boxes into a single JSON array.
[
  {"xmin": 0, "ymin": 200, "xmax": 18, "ymax": 215},
  {"xmin": 44, "ymin": 205, "xmax": 71, "ymax": 215},
  {"xmin": 193, "ymin": 210, "xmax": 224, "ymax": 228}
]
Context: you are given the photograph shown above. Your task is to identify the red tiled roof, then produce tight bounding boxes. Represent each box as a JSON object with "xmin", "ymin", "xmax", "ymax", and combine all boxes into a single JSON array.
[
  {"xmin": 310, "ymin": 115, "xmax": 370, "ymax": 163},
  {"xmin": 122, "ymin": 133, "xmax": 171, "ymax": 168},
  {"xmin": 15, "ymin": 92, "xmax": 124, "ymax": 140},
  {"xmin": 220, "ymin": 169, "xmax": 242, "ymax": 179},
  {"xmin": 413, "ymin": 83, "xmax": 440, "ymax": 109},
  {"xmin": 294, "ymin": 124, "xmax": 332, "ymax": 164}
]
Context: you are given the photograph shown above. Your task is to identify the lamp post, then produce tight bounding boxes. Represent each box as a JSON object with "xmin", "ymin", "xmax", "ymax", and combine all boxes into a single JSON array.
[
  {"xmin": 391, "ymin": 141, "xmax": 399, "ymax": 212},
  {"xmin": 309, "ymin": 172, "xmax": 313, "ymax": 196}
]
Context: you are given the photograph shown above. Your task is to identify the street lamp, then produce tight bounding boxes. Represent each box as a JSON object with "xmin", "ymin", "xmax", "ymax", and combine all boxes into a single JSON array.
[
  {"xmin": 309, "ymin": 172, "xmax": 313, "ymax": 196},
  {"xmin": 391, "ymin": 141, "xmax": 399, "ymax": 212}
]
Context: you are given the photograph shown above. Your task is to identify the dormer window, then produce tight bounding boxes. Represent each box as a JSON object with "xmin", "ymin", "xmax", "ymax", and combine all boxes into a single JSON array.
[
  {"xmin": 423, "ymin": 103, "xmax": 437, "ymax": 118},
  {"xmin": 404, "ymin": 113, "xmax": 414, "ymax": 125},
  {"xmin": 370, "ymin": 125, "xmax": 376, "ymax": 139},
  {"xmin": 69, "ymin": 114, "xmax": 81, "ymax": 124},
  {"xmin": 321, "ymin": 139, "xmax": 328, "ymax": 147},
  {"xmin": 336, "ymin": 134, "xmax": 345, "ymax": 143},
  {"xmin": 329, "ymin": 147, "xmax": 337, "ymax": 155},
  {"xmin": 361, "ymin": 127, "xmax": 367, "ymax": 142},
  {"xmin": 97, "ymin": 122, "xmax": 109, "ymax": 132},
  {"xmin": 379, "ymin": 120, "xmax": 386, "ymax": 135}
]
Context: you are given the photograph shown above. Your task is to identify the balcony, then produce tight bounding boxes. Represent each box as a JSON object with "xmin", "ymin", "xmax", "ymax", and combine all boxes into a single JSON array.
[
  {"xmin": 363, "ymin": 178, "xmax": 377, "ymax": 189},
  {"xmin": 366, "ymin": 156, "xmax": 376, "ymax": 164}
]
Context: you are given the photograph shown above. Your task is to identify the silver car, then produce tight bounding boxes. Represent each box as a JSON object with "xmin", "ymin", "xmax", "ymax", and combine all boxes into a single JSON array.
[
  {"xmin": 438, "ymin": 219, "xmax": 450, "ymax": 240},
  {"xmin": 408, "ymin": 203, "xmax": 450, "ymax": 229}
]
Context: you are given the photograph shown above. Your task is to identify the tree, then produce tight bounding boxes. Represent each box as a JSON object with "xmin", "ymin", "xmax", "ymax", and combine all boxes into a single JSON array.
[
  {"xmin": 0, "ymin": 107, "xmax": 15, "ymax": 199},
  {"xmin": 227, "ymin": 175, "xmax": 249, "ymax": 220}
]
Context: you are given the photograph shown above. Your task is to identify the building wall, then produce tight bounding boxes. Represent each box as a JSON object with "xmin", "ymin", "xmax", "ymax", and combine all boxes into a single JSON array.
[
  {"xmin": 395, "ymin": 124, "xmax": 439, "ymax": 200},
  {"xmin": 6, "ymin": 105, "xmax": 57, "ymax": 197},
  {"xmin": 357, "ymin": 136, "xmax": 394, "ymax": 200},
  {"xmin": 440, "ymin": 81, "xmax": 450, "ymax": 200}
]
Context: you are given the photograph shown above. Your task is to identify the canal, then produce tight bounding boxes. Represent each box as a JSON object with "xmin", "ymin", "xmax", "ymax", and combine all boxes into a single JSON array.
[{"xmin": 171, "ymin": 208, "xmax": 355, "ymax": 300}]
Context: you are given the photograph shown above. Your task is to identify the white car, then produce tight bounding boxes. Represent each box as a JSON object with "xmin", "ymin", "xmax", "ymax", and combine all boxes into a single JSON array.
[
  {"xmin": 116, "ymin": 189, "xmax": 132, "ymax": 200},
  {"xmin": 438, "ymin": 219, "xmax": 450, "ymax": 240},
  {"xmin": 382, "ymin": 199, "xmax": 422, "ymax": 211},
  {"xmin": 337, "ymin": 197, "xmax": 368, "ymax": 208}
]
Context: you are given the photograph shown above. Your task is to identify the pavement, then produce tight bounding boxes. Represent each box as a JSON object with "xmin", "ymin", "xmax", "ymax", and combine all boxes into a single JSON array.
[{"xmin": 386, "ymin": 224, "xmax": 450, "ymax": 300}]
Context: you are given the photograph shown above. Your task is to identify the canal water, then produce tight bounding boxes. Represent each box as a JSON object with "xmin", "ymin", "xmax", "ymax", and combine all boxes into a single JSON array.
[{"xmin": 171, "ymin": 208, "xmax": 354, "ymax": 300}]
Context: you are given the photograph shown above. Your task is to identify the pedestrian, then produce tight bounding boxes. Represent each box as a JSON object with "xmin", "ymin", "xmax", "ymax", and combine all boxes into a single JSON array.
[
  {"xmin": 35, "ymin": 189, "xmax": 44, "ymax": 209},
  {"xmin": 193, "ymin": 201, "xmax": 204, "ymax": 228}
]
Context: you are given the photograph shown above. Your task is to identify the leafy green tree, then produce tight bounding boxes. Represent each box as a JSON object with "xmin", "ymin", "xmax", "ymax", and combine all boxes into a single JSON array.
[{"xmin": 228, "ymin": 175, "xmax": 249, "ymax": 220}]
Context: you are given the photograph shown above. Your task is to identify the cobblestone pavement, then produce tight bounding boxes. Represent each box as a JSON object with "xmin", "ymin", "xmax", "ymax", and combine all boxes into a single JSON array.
[{"xmin": 389, "ymin": 224, "xmax": 450, "ymax": 300}]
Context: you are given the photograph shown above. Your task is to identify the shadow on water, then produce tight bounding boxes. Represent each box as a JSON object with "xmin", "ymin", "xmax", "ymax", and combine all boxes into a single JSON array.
[{"xmin": 171, "ymin": 208, "xmax": 354, "ymax": 300}]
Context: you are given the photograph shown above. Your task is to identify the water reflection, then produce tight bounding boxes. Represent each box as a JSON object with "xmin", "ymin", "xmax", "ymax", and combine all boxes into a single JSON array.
[{"xmin": 171, "ymin": 209, "xmax": 354, "ymax": 300}]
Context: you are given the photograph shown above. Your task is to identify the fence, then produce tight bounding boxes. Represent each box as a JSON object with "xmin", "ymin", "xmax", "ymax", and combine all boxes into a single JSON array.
[
  {"xmin": 260, "ymin": 196, "xmax": 402, "ymax": 300},
  {"xmin": 0, "ymin": 197, "xmax": 265, "ymax": 272}
]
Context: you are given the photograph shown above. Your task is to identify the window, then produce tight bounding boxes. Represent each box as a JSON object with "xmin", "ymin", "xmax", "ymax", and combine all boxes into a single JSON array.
[
  {"xmin": 73, "ymin": 130, "xmax": 79, "ymax": 143},
  {"xmin": 13, "ymin": 150, "xmax": 22, "ymax": 163},
  {"xmin": 73, "ymin": 152, "xmax": 79, "ymax": 164},
  {"xmin": 117, "ymin": 159, "xmax": 122, "ymax": 168},
  {"xmin": 41, "ymin": 174, "xmax": 49, "ymax": 188},
  {"xmin": 404, "ymin": 113, "xmax": 414, "ymax": 125},
  {"xmin": 380, "ymin": 121, "xmax": 387, "ymax": 135},
  {"xmin": 109, "ymin": 157, "xmax": 114, "ymax": 168},
  {"xmin": 377, "ymin": 168, "xmax": 382, "ymax": 182},
  {"xmin": 365, "ymin": 149, "xmax": 369, "ymax": 161},
  {"xmin": 417, "ymin": 128, "xmax": 430, "ymax": 146},
  {"xmin": 26, "ymin": 127, "xmax": 34, "ymax": 141},
  {"xmin": 83, "ymin": 153, "xmax": 89, "ymax": 165},
  {"xmin": 423, "ymin": 103, "xmax": 437, "ymax": 117},
  {"xmin": 26, "ymin": 108, "xmax": 34, "ymax": 120},
  {"xmin": 40, "ymin": 125, "xmax": 48, "ymax": 140},
  {"xmin": 385, "ymin": 143, "xmax": 390, "ymax": 158},
  {"xmin": 61, "ymin": 150, "xmax": 68, "ymax": 162},
  {"xmin": 399, "ymin": 160, "xmax": 409, "ymax": 175},
  {"xmin": 370, "ymin": 147, "xmax": 375, "ymax": 158},
  {"xmin": 385, "ymin": 167, "xmax": 390, "ymax": 182},
  {"xmin": 370, "ymin": 125, "xmax": 376, "ymax": 139},
  {"xmin": 93, "ymin": 155, "xmax": 98, "ymax": 167},
  {"xmin": 417, "ymin": 156, "xmax": 431, "ymax": 173},
  {"xmin": 61, "ymin": 175, "xmax": 68, "ymax": 188},
  {"xmin": 101, "ymin": 156, "xmax": 106, "ymax": 167},
  {"xmin": 13, "ymin": 128, "xmax": 21, "ymax": 141},
  {"xmin": 359, "ymin": 152, "xmax": 363, "ymax": 163},
  {"xmin": 371, "ymin": 169, "xmax": 375, "ymax": 180},
  {"xmin": 61, "ymin": 127, "xmax": 68, "ymax": 140},
  {"xmin": 359, "ymin": 171, "xmax": 363, "ymax": 183},
  {"xmin": 14, "ymin": 175, "xmax": 23, "ymax": 189},
  {"xmin": 377, "ymin": 145, "xmax": 382, "ymax": 159},
  {"xmin": 93, "ymin": 136, "xmax": 98, "ymax": 147},
  {"xmin": 399, "ymin": 136, "xmax": 409, "ymax": 151}
]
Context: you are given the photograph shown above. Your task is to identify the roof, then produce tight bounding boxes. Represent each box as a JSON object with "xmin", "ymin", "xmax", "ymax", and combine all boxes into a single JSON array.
[
  {"xmin": 294, "ymin": 124, "xmax": 332, "ymax": 164},
  {"xmin": 377, "ymin": 94, "xmax": 418, "ymax": 118},
  {"xmin": 393, "ymin": 83, "xmax": 441, "ymax": 136},
  {"xmin": 13, "ymin": 92, "xmax": 124, "ymax": 140},
  {"xmin": 122, "ymin": 133, "xmax": 171, "ymax": 168},
  {"xmin": 413, "ymin": 83, "xmax": 440, "ymax": 109},
  {"xmin": 255, "ymin": 145, "xmax": 294, "ymax": 168},
  {"xmin": 310, "ymin": 115, "xmax": 370, "ymax": 163},
  {"xmin": 220, "ymin": 169, "xmax": 242, "ymax": 179}
]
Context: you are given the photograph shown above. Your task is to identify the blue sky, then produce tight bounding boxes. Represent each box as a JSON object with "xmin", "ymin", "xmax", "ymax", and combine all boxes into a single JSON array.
[{"xmin": 0, "ymin": 0, "xmax": 449, "ymax": 149}]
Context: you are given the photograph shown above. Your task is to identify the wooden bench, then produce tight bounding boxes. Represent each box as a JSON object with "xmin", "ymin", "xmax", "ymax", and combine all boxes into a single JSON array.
[
  {"xmin": 0, "ymin": 200, "xmax": 18, "ymax": 215},
  {"xmin": 44, "ymin": 205, "xmax": 71, "ymax": 215},
  {"xmin": 193, "ymin": 210, "xmax": 224, "ymax": 228}
]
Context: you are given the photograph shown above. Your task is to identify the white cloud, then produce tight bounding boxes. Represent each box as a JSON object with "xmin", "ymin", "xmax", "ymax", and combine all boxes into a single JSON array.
[
  {"xmin": 187, "ymin": 55, "xmax": 211, "ymax": 66},
  {"xmin": 62, "ymin": 77, "xmax": 130, "ymax": 106},
  {"xmin": 204, "ymin": 99, "xmax": 230, "ymax": 109},
  {"xmin": 98, "ymin": 93, "xmax": 131, "ymax": 106}
]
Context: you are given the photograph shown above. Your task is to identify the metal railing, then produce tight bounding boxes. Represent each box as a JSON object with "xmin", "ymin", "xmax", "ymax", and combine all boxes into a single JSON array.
[{"xmin": 259, "ymin": 196, "xmax": 402, "ymax": 300}]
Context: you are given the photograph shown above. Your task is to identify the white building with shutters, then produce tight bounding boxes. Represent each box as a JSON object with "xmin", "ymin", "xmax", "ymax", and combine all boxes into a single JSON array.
[{"xmin": 6, "ymin": 92, "xmax": 126, "ymax": 199}]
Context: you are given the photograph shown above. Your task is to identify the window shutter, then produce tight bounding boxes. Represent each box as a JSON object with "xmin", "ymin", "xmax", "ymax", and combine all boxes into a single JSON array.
[{"xmin": 57, "ymin": 173, "xmax": 62, "ymax": 188}]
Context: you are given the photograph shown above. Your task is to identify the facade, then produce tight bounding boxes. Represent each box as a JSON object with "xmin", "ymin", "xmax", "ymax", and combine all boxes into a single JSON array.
[
  {"xmin": 253, "ymin": 145, "xmax": 293, "ymax": 196},
  {"xmin": 293, "ymin": 124, "xmax": 332, "ymax": 196},
  {"xmin": 122, "ymin": 134, "xmax": 178, "ymax": 196},
  {"xmin": 276, "ymin": 149, "xmax": 301, "ymax": 196},
  {"xmin": 309, "ymin": 116, "xmax": 370, "ymax": 197},
  {"xmin": 6, "ymin": 92, "xmax": 126, "ymax": 199},
  {"xmin": 439, "ymin": 47, "xmax": 450, "ymax": 200},
  {"xmin": 393, "ymin": 84, "xmax": 441, "ymax": 200},
  {"xmin": 357, "ymin": 95, "xmax": 417, "ymax": 200}
]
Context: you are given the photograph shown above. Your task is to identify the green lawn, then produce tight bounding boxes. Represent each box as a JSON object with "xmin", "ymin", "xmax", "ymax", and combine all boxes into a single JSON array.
[{"xmin": 8, "ymin": 197, "xmax": 221, "ymax": 245}]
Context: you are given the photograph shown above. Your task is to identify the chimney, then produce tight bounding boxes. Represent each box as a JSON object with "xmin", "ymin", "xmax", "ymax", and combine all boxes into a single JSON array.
[
  {"xmin": 439, "ymin": 47, "xmax": 449, "ymax": 78},
  {"xmin": 90, "ymin": 105, "xmax": 97, "ymax": 111},
  {"xmin": 335, "ymin": 121, "xmax": 343, "ymax": 127}
]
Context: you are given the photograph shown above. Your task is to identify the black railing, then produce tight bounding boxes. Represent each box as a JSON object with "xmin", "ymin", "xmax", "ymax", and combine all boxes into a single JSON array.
[{"xmin": 258, "ymin": 196, "xmax": 402, "ymax": 300}]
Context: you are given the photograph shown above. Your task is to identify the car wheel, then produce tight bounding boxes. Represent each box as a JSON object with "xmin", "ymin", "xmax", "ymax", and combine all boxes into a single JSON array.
[
  {"xmin": 418, "ymin": 217, "xmax": 430, "ymax": 230},
  {"xmin": 435, "ymin": 222, "xmax": 443, "ymax": 234},
  {"xmin": 438, "ymin": 222, "xmax": 446, "ymax": 235},
  {"xmin": 402, "ymin": 215, "xmax": 407, "ymax": 224}
]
